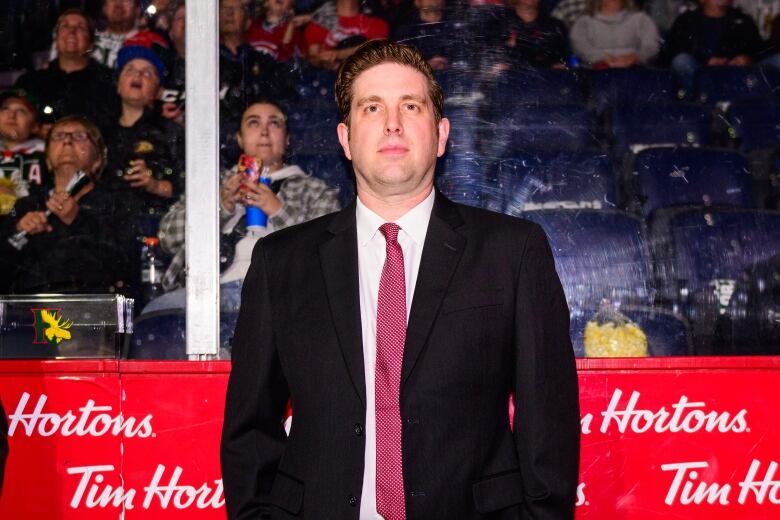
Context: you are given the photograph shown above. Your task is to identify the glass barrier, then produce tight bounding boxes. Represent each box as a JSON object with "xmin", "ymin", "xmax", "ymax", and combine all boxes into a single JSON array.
[{"xmin": 0, "ymin": 294, "xmax": 133, "ymax": 359}]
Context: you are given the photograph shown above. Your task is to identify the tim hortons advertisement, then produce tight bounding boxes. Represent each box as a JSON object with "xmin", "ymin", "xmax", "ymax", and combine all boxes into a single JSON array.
[{"xmin": 0, "ymin": 358, "xmax": 779, "ymax": 518}]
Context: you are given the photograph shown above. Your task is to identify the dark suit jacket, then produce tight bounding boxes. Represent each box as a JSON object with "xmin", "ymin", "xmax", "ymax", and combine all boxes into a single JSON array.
[{"xmin": 221, "ymin": 192, "xmax": 580, "ymax": 520}]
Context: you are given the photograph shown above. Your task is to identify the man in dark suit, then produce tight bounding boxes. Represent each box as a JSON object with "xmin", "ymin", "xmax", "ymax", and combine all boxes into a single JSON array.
[{"xmin": 221, "ymin": 39, "xmax": 580, "ymax": 520}]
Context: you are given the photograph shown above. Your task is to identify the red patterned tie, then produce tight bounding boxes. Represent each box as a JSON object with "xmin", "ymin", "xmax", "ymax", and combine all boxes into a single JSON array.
[{"xmin": 376, "ymin": 223, "xmax": 407, "ymax": 520}]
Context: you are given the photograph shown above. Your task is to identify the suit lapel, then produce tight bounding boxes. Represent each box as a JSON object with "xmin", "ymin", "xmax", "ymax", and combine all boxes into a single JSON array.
[
  {"xmin": 319, "ymin": 202, "xmax": 366, "ymax": 405},
  {"xmin": 402, "ymin": 193, "xmax": 465, "ymax": 388}
]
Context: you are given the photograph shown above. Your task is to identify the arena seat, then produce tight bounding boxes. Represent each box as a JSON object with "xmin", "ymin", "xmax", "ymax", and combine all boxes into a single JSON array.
[
  {"xmin": 569, "ymin": 306, "xmax": 692, "ymax": 357},
  {"xmin": 588, "ymin": 68, "xmax": 677, "ymax": 114},
  {"xmin": 293, "ymin": 67, "xmax": 337, "ymax": 107},
  {"xmin": 289, "ymin": 151, "xmax": 355, "ymax": 207},
  {"xmin": 286, "ymin": 106, "xmax": 341, "ymax": 153},
  {"xmin": 521, "ymin": 209, "xmax": 653, "ymax": 309},
  {"xmin": 490, "ymin": 68, "xmax": 585, "ymax": 106},
  {"xmin": 660, "ymin": 209, "xmax": 780, "ymax": 353},
  {"xmin": 486, "ymin": 104, "xmax": 598, "ymax": 156},
  {"xmin": 499, "ymin": 150, "xmax": 617, "ymax": 214},
  {"xmin": 608, "ymin": 102, "xmax": 711, "ymax": 156},
  {"xmin": 128, "ymin": 311, "xmax": 187, "ymax": 359},
  {"xmin": 724, "ymin": 97, "xmax": 780, "ymax": 152},
  {"xmin": 695, "ymin": 66, "xmax": 780, "ymax": 105},
  {"xmin": 445, "ymin": 106, "xmax": 487, "ymax": 155},
  {"xmin": 629, "ymin": 147, "xmax": 753, "ymax": 217}
]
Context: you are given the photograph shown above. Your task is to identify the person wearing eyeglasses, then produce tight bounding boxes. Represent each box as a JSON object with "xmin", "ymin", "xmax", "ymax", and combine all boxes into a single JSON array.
[
  {"xmin": 13, "ymin": 8, "xmax": 119, "ymax": 136},
  {"xmin": 0, "ymin": 115, "xmax": 132, "ymax": 294}
]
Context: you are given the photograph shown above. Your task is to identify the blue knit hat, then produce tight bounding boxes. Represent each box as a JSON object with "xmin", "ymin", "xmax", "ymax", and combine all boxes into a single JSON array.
[{"xmin": 116, "ymin": 31, "xmax": 169, "ymax": 80}]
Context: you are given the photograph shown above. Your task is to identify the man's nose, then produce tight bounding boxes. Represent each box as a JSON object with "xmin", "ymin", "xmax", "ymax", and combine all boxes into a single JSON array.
[{"xmin": 384, "ymin": 109, "xmax": 403, "ymax": 135}]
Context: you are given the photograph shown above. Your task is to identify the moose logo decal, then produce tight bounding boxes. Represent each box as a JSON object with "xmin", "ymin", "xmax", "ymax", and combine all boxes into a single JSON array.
[{"xmin": 31, "ymin": 308, "xmax": 74, "ymax": 345}]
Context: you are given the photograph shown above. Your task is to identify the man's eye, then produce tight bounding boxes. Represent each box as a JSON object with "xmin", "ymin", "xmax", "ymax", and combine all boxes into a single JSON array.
[
  {"xmin": 247, "ymin": 120, "xmax": 259, "ymax": 127},
  {"xmin": 366, "ymin": 105, "xmax": 378, "ymax": 113},
  {"xmin": 405, "ymin": 104, "xmax": 419, "ymax": 111}
]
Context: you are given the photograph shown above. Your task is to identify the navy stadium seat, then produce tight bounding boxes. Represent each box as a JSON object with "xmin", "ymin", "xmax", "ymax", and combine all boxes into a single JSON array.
[
  {"xmin": 695, "ymin": 66, "xmax": 780, "ymax": 105},
  {"xmin": 486, "ymin": 104, "xmax": 598, "ymax": 156},
  {"xmin": 724, "ymin": 98, "xmax": 780, "ymax": 152},
  {"xmin": 630, "ymin": 147, "xmax": 753, "ymax": 217},
  {"xmin": 589, "ymin": 68, "xmax": 677, "ymax": 114},
  {"xmin": 609, "ymin": 102, "xmax": 711, "ymax": 156},
  {"xmin": 435, "ymin": 152, "xmax": 502, "ymax": 211},
  {"xmin": 286, "ymin": 105, "xmax": 341, "ymax": 153},
  {"xmin": 500, "ymin": 150, "xmax": 617, "ymax": 214},
  {"xmin": 660, "ymin": 209, "xmax": 780, "ymax": 353},
  {"xmin": 290, "ymin": 151, "xmax": 355, "ymax": 207},
  {"xmin": 569, "ymin": 306, "xmax": 692, "ymax": 357},
  {"xmin": 445, "ymin": 106, "xmax": 487, "ymax": 155},
  {"xmin": 490, "ymin": 69, "xmax": 585, "ymax": 106},
  {"xmin": 521, "ymin": 210, "xmax": 652, "ymax": 309},
  {"xmin": 129, "ymin": 311, "xmax": 187, "ymax": 359},
  {"xmin": 293, "ymin": 67, "xmax": 337, "ymax": 107}
]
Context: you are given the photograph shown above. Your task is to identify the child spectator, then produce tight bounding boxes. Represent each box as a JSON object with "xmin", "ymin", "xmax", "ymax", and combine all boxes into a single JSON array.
[
  {"xmin": 304, "ymin": 0, "xmax": 389, "ymax": 70},
  {"xmin": 504, "ymin": 0, "xmax": 570, "ymax": 68},
  {"xmin": 245, "ymin": 0, "xmax": 311, "ymax": 62},
  {"xmin": 393, "ymin": 0, "xmax": 454, "ymax": 70},
  {"xmin": 0, "ymin": 90, "xmax": 48, "ymax": 216},
  {"xmin": 570, "ymin": 0, "xmax": 660, "ymax": 68}
]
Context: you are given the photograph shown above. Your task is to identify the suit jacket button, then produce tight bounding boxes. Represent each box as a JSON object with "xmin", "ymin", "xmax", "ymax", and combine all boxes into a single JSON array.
[
  {"xmin": 348, "ymin": 494, "xmax": 358, "ymax": 507},
  {"xmin": 354, "ymin": 423, "xmax": 364, "ymax": 436}
]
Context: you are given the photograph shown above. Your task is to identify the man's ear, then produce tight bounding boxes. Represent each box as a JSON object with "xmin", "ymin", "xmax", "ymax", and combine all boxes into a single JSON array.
[
  {"xmin": 436, "ymin": 117, "xmax": 450, "ymax": 158},
  {"xmin": 336, "ymin": 122, "xmax": 352, "ymax": 160}
]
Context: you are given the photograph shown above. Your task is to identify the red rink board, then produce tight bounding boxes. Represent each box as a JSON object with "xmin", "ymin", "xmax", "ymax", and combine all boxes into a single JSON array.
[{"xmin": 0, "ymin": 357, "xmax": 779, "ymax": 518}]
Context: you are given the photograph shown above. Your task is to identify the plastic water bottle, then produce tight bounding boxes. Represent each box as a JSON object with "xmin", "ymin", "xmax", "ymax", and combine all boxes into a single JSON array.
[{"xmin": 140, "ymin": 237, "xmax": 164, "ymax": 303}]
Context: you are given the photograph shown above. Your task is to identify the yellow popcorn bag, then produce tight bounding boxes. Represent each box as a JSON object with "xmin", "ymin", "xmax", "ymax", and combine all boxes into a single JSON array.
[
  {"xmin": 0, "ymin": 177, "xmax": 17, "ymax": 215},
  {"xmin": 584, "ymin": 301, "xmax": 648, "ymax": 357}
]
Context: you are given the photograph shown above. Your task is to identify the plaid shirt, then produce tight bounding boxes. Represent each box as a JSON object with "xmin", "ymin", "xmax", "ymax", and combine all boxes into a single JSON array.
[{"xmin": 158, "ymin": 165, "xmax": 341, "ymax": 290}]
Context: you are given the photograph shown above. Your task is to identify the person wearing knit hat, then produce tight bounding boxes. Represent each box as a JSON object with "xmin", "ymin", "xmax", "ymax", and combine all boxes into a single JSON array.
[{"xmin": 102, "ymin": 29, "xmax": 184, "ymax": 300}]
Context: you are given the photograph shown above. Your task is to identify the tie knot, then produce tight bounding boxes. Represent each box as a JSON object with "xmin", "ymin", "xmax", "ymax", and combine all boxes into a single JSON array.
[{"xmin": 380, "ymin": 222, "xmax": 401, "ymax": 244}]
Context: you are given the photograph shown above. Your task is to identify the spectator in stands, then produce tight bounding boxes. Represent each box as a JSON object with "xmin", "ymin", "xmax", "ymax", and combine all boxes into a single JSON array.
[
  {"xmin": 103, "ymin": 32, "xmax": 184, "ymax": 263},
  {"xmin": 0, "ymin": 115, "xmax": 131, "ymax": 294},
  {"xmin": 145, "ymin": 99, "xmax": 340, "ymax": 346},
  {"xmin": 569, "ymin": 0, "xmax": 660, "ymax": 68},
  {"xmin": 304, "ymin": 0, "xmax": 389, "ymax": 70},
  {"xmin": 393, "ymin": 0, "xmax": 453, "ymax": 70},
  {"xmin": 552, "ymin": 0, "xmax": 589, "ymax": 28},
  {"xmin": 93, "ymin": 0, "xmax": 142, "ymax": 68},
  {"xmin": 246, "ymin": 0, "xmax": 311, "ymax": 62},
  {"xmin": 161, "ymin": 1, "xmax": 186, "ymax": 124},
  {"xmin": 503, "ymin": 0, "xmax": 570, "ymax": 68},
  {"xmin": 14, "ymin": 9, "xmax": 118, "ymax": 135},
  {"xmin": 661, "ymin": 0, "xmax": 763, "ymax": 95},
  {"xmin": 733, "ymin": 0, "xmax": 780, "ymax": 40},
  {"xmin": 0, "ymin": 90, "xmax": 48, "ymax": 216}
]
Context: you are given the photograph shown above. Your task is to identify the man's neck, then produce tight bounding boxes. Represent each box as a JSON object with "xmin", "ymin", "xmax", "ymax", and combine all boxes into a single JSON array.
[
  {"xmin": 174, "ymin": 40, "xmax": 185, "ymax": 57},
  {"xmin": 515, "ymin": 5, "xmax": 539, "ymax": 22},
  {"xmin": 703, "ymin": 5, "xmax": 727, "ymax": 17},
  {"xmin": 108, "ymin": 21, "xmax": 135, "ymax": 35},
  {"xmin": 58, "ymin": 54, "xmax": 89, "ymax": 73},
  {"xmin": 357, "ymin": 185, "xmax": 434, "ymax": 222},
  {"xmin": 222, "ymin": 34, "xmax": 243, "ymax": 54},
  {"xmin": 120, "ymin": 104, "xmax": 145, "ymax": 127}
]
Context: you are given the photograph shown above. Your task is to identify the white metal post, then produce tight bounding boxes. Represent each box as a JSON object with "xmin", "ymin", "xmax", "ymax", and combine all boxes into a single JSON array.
[{"xmin": 185, "ymin": 0, "xmax": 220, "ymax": 358}]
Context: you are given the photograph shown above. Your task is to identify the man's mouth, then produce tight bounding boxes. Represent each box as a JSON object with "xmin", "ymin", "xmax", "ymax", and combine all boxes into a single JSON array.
[{"xmin": 379, "ymin": 145, "xmax": 408, "ymax": 154}]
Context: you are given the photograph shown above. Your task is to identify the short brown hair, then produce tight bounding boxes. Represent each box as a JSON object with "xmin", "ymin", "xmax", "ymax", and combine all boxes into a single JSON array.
[
  {"xmin": 335, "ymin": 39, "xmax": 444, "ymax": 128},
  {"xmin": 55, "ymin": 8, "xmax": 97, "ymax": 43},
  {"xmin": 45, "ymin": 115, "xmax": 107, "ymax": 179}
]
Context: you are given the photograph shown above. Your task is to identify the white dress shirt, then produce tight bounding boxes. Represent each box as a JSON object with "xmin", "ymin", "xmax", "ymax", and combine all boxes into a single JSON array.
[{"xmin": 356, "ymin": 189, "xmax": 435, "ymax": 519}]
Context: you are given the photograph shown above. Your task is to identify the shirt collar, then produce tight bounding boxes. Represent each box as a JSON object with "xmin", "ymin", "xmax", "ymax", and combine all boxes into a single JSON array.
[{"xmin": 356, "ymin": 188, "xmax": 435, "ymax": 247}]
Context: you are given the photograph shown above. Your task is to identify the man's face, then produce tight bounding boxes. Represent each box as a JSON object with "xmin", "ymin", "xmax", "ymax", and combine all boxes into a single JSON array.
[
  {"xmin": 337, "ymin": 63, "xmax": 449, "ymax": 201},
  {"xmin": 47, "ymin": 122, "xmax": 101, "ymax": 175},
  {"xmin": 0, "ymin": 98, "xmax": 38, "ymax": 144},
  {"xmin": 266, "ymin": 0, "xmax": 294, "ymax": 18},
  {"xmin": 118, "ymin": 58, "xmax": 161, "ymax": 107},
  {"xmin": 56, "ymin": 14, "xmax": 92, "ymax": 57},
  {"xmin": 169, "ymin": 5, "xmax": 186, "ymax": 48},
  {"xmin": 237, "ymin": 103, "xmax": 289, "ymax": 168},
  {"xmin": 103, "ymin": 0, "xmax": 139, "ymax": 26},
  {"xmin": 220, "ymin": 0, "xmax": 248, "ymax": 37}
]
